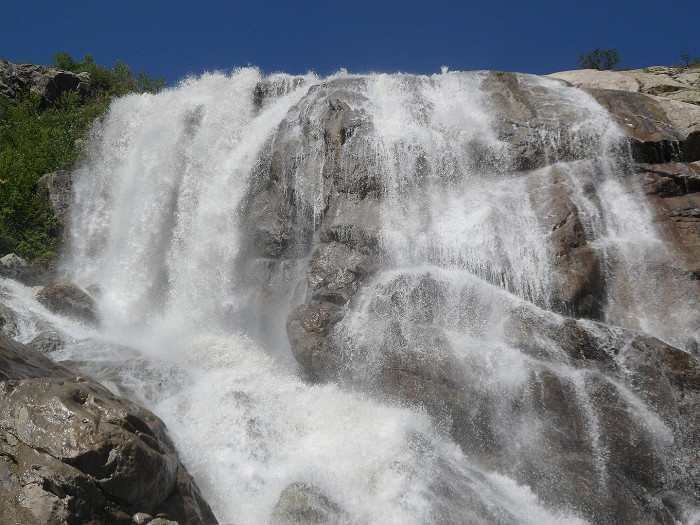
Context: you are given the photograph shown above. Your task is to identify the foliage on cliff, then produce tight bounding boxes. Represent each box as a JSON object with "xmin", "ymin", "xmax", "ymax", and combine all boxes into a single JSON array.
[
  {"xmin": 0, "ymin": 91, "xmax": 104, "ymax": 258},
  {"xmin": 52, "ymin": 52, "xmax": 165, "ymax": 96},
  {"xmin": 578, "ymin": 47, "xmax": 621, "ymax": 70},
  {"xmin": 0, "ymin": 54, "xmax": 164, "ymax": 260}
]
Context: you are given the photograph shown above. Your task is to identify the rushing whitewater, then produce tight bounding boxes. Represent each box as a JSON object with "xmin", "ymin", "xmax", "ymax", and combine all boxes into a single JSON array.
[{"xmin": 3, "ymin": 67, "xmax": 699, "ymax": 523}]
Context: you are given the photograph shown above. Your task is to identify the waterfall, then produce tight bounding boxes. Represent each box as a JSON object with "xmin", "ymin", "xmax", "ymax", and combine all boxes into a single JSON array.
[{"xmin": 3, "ymin": 67, "xmax": 698, "ymax": 523}]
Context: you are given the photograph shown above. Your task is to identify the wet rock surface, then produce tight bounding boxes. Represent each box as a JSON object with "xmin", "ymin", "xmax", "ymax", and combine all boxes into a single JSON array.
[
  {"xmin": 270, "ymin": 482, "xmax": 350, "ymax": 524},
  {"xmin": 236, "ymin": 72, "xmax": 700, "ymax": 522},
  {"xmin": 0, "ymin": 333, "xmax": 218, "ymax": 525},
  {"xmin": 37, "ymin": 278, "xmax": 99, "ymax": 324},
  {"xmin": 640, "ymin": 161, "xmax": 700, "ymax": 278}
]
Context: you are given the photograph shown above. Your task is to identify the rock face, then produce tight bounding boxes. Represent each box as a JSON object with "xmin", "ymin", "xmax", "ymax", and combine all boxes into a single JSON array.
[
  {"xmin": 234, "ymin": 71, "xmax": 700, "ymax": 522},
  {"xmin": 0, "ymin": 333, "xmax": 218, "ymax": 525},
  {"xmin": 547, "ymin": 68, "xmax": 700, "ymax": 288},
  {"xmin": 0, "ymin": 58, "xmax": 92, "ymax": 107}
]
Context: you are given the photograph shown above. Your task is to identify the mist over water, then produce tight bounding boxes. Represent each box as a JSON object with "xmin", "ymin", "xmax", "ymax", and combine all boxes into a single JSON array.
[{"xmin": 3, "ymin": 68, "xmax": 699, "ymax": 523}]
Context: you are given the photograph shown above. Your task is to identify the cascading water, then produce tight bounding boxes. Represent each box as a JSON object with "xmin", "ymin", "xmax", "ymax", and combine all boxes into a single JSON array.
[{"xmin": 2, "ymin": 67, "xmax": 699, "ymax": 523}]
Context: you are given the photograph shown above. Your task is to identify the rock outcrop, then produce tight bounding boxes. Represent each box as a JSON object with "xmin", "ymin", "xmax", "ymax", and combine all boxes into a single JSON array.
[
  {"xmin": 0, "ymin": 58, "xmax": 92, "ymax": 107},
  {"xmin": 550, "ymin": 66, "xmax": 700, "ymax": 106},
  {"xmin": 0, "ymin": 333, "xmax": 218, "ymax": 525}
]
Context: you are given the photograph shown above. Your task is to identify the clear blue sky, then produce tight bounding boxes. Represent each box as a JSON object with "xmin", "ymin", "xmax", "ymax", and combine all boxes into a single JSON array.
[{"xmin": 2, "ymin": 1, "xmax": 699, "ymax": 85}]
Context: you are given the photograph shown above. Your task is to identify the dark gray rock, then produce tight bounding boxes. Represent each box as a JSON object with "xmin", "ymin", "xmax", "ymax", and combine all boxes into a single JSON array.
[
  {"xmin": 0, "ymin": 333, "xmax": 218, "ymax": 525},
  {"xmin": 27, "ymin": 330, "xmax": 68, "ymax": 355},
  {"xmin": 0, "ymin": 300, "xmax": 21, "ymax": 339},
  {"xmin": 37, "ymin": 278, "xmax": 98, "ymax": 324},
  {"xmin": 253, "ymin": 76, "xmax": 306, "ymax": 108},
  {"xmin": 0, "ymin": 253, "xmax": 27, "ymax": 269},
  {"xmin": 0, "ymin": 253, "xmax": 44, "ymax": 286},
  {"xmin": 0, "ymin": 58, "xmax": 92, "ymax": 107}
]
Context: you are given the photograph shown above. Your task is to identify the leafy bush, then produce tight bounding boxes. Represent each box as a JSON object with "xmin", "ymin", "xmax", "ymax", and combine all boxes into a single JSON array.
[
  {"xmin": 0, "ymin": 54, "xmax": 165, "ymax": 260},
  {"xmin": 578, "ymin": 47, "xmax": 621, "ymax": 70}
]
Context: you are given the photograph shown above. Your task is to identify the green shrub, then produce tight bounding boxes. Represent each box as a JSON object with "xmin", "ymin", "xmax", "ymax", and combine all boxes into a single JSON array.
[
  {"xmin": 0, "ymin": 91, "xmax": 108, "ymax": 258},
  {"xmin": 578, "ymin": 47, "xmax": 621, "ymax": 70},
  {"xmin": 52, "ymin": 52, "xmax": 166, "ymax": 96}
]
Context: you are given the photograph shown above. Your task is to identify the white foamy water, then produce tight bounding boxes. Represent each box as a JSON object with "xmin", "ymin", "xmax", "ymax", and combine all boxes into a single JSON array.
[
  {"xmin": 1, "ymin": 274, "xmax": 588, "ymax": 525},
  {"xmin": 4, "ymin": 68, "xmax": 699, "ymax": 523}
]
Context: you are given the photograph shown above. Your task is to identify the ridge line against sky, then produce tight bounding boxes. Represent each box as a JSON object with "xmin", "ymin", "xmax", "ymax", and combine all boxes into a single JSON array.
[{"xmin": 2, "ymin": 0, "xmax": 699, "ymax": 85}]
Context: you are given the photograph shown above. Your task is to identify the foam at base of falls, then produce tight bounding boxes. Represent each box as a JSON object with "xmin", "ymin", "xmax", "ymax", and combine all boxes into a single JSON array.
[{"xmin": 0, "ymin": 278, "xmax": 589, "ymax": 524}]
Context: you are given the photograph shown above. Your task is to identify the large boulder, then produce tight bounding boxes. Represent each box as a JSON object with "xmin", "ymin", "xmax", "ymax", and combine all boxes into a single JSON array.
[
  {"xmin": 0, "ymin": 333, "xmax": 218, "ymax": 525},
  {"xmin": 37, "ymin": 278, "xmax": 99, "ymax": 324}
]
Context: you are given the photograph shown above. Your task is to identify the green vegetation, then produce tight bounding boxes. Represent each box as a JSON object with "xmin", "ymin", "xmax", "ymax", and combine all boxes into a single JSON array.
[
  {"xmin": 52, "ymin": 52, "xmax": 166, "ymax": 96},
  {"xmin": 0, "ymin": 54, "xmax": 164, "ymax": 260},
  {"xmin": 0, "ymin": 91, "xmax": 106, "ymax": 258},
  {"xmin": 578, "ymin": 47, "xmax": 621, "ymax": 70}
]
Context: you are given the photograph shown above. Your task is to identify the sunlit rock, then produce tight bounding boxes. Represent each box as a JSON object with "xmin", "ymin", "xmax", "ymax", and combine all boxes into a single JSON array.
[{"xmin": 0, "ymin": 333, "xmax": 218, "ymax": 524}]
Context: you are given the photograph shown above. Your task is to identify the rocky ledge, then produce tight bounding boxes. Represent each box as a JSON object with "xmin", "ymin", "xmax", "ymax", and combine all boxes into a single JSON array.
[
  {"xmin": 0, "ymin": 333, "xmax": 218, "ymax": 525},
  {"xmin": 550, "ymin": 66, "xmax": 700, "ymax": 106},
  {"xmin": 0, "ymin": 58, "xmax": 93, "ymax": 107}
]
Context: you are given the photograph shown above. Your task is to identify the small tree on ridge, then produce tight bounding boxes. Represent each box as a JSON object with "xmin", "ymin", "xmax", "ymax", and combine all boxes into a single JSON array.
[{"xmin": 578, "ymin": 47, "xmax": 620, "ymax": 70}]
